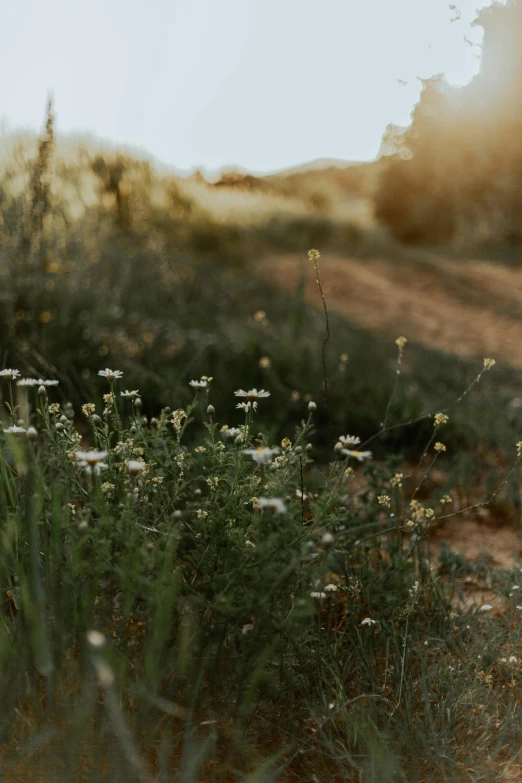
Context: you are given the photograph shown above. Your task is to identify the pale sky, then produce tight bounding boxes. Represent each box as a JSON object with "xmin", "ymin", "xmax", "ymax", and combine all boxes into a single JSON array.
[{"xmin": 1, "ymin": 0, "xmax": 499, "ymax": 175}]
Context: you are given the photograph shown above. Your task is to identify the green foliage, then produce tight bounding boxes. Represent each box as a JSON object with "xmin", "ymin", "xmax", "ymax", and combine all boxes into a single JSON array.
[
  {"xmin": 0, "ymin": 354, "xmax": 522, "ymax": 780},
  {"xmin": 3, "ymin": 105, "xmax": 522, "ymax": 781}
]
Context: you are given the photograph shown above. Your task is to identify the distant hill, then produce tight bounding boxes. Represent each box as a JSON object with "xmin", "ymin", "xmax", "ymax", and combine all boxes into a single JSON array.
[
  {"xmin": 265, "ymin": 158, "xmax": 363, "ymax": 175},
  {"xmin": 208, "ymin": 158, "xmax": 384, "ymax": 227}
]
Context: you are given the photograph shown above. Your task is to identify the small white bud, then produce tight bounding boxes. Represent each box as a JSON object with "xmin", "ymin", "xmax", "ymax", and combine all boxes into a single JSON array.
[
  {"xmin": 207, "ymin": 404, "xmax": 215, "ymax": 415},
  {"xmin": 94, "ymin": 660, "xmax": 115, "ymax": 687},
  {"xmin": 86, "ymin": 630, "xmax": 106, "ymax": 648},
  {"xmin": 38, "ymin": 385, "xmax": 46, "ymax": 396},
  {"xmin": 308, "ymin": 401, "xmax": 317, "ymax": 412},
  {"xmin": 134, "ymin": 397, "xmax": 142, "ymax": 408},
  {"xmin": 322, "ymin": 532, "xmax": 334, "ymax": 546}
]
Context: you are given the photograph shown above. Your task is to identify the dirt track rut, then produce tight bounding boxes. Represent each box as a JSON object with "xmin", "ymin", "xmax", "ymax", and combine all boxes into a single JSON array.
[{"xmin": 257, "ymin": 253, "xmax": 522, "ymax": 369}]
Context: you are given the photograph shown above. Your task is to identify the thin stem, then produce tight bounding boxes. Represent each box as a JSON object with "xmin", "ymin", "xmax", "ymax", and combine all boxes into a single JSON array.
[
  {"xmin": 362, "ymin": 363, "xmax": 493, "ymax": 450},
  {"xmin": 299, "ymin": 456, "xmax": 305, "ymax": 520},
  {"xmin": 110, "ymin": 381, "xmax": 122, "ymax": 436},
  {"xmin": 8, "ymin": 381, "xmax": 16, "ymax": 425},
  {"xmin": 382, "ymin": 344, "xmax": 404, "ymax": 430},
  {"xmin": 309, "ymin": 249, "xmax": 330, "ymax": 407},
  {"xmin": 395, "ymin": 612, "xmax": 410, "ymax": 712}
]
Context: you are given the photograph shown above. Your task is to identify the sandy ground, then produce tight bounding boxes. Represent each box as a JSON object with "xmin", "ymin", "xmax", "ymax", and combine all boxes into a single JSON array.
[{"xmin": 257, "ymin": 252, "xmax": 522, "ymax": 368}]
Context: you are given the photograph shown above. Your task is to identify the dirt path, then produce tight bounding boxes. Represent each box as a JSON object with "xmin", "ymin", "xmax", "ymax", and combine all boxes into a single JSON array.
[{"xmin": 257, "ymin": 253, "xmax": 522, "ymax": 369}]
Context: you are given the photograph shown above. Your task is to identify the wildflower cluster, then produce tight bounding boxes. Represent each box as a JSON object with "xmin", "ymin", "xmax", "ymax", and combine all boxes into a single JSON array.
[{"xmin": 1, "ymin": 341, "xmax": 515, "ymax": 778}]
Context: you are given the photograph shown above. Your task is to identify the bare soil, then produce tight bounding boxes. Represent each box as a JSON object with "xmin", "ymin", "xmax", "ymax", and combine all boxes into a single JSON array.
[{"xmin": 257, "ymin": 252, "xmax": 522, "ymax": 368}]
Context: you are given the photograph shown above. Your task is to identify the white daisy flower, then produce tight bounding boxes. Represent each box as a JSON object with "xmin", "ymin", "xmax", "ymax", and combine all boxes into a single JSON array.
[
  {"xmin": 27, "ymin": 426, "xmax": 38, "ymax": 438},
  {"xmin": 310, "ymin": 592, "xmax": 326, "ymax": 599},
  {"xmin": 258, "ymin": 497, "xmax": 287, "ymax": 514},
  {"xmin": 36, "ymin": 379, "xmax": 59, "ymax": 387},
  {"xmin": 361, "ymin": 617, "xmax": 377, "ymax": 626},
  {"xmin": 243, "ymin": 447, "xmax": 280, "ymax": 465},
  {"xmin": 0, "ymin": 369, "xmax": 20, "ymax": 380},
  {"xmin": 75, "ymin": 450, "xmax": 108, "ymax": 464},
  {"xmin": 336, "ymin": 435, "xmax": 361, "ymax": 448},
  {"xmin": 189, "ymin": 379, "xmax": 208, "ymax": 389},
  {"xmin": 324, "ymin": 584, "xmax": 338, "ymax": 592},
  {"xmin": 234, "ymin": 388, "xmax": 271, "ymax": 401},
  {"xmin": 16, "ymin": 378, "xmax": 40, "ymax": 387},
  {"xmin": 3, "ymin": 425, "xmax": 27, "ymax": 435},
  {"xmin": 120, "ymin": 389, "xmax": 140, "ymax": 399},
  {"xmin": 221, "ymin": 427, "xmax": 241, "ymax": 439},
  {"xmin": 479, "ymin": 604, "xmax": 493, "ymax": 612},
  {"xmin": 509, "ymin": 656, "xmax": 518, "ymax": 663},
  {"xmin": 75, "ymin": 450, "xmax": 109, "ymax": 475},
  {"xmin": 341, "ymin": 449, "xmax": 372, "ymax": 462},
  {"xmin": 127, "ymin": 459, "xmax": 146, "ymax": 474},
  {"xmin": 236, "ymin": 401, "xmax": 258, "ymax": 411},
  {"xmin": 98, "ymin": 369, "xmax": 123, "ymax": 381}
]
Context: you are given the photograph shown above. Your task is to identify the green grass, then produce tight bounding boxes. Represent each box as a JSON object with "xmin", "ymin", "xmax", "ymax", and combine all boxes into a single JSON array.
[
  {"xmin": 1, "ymin": 345, "xmax": 522, "ymax": 781},
  {"xmin": 3, "ymin": 112, "xmax": 522, "ymax": 781}
]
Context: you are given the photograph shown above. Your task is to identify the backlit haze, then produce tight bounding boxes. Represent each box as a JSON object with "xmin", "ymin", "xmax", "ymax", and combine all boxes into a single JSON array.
[{"xmin": 1, "ymin": 0, "xmax": 503, "ymax": 175}]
